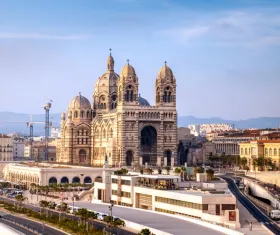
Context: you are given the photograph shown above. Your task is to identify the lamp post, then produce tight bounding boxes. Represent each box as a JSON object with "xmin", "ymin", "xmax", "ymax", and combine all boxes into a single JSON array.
[{"xmin": 108, "ymin": 203, "xmax": 114, "ymax": 234}]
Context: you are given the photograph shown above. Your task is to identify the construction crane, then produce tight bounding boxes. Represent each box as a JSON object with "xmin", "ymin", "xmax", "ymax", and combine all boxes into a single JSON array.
[
  {"xmin": 0, "ymin": 114, "xmax": 45, "ymax": 158},
  {"xmin": 43, "ymin": 99, "xmax": 52, "ymax": 161}
]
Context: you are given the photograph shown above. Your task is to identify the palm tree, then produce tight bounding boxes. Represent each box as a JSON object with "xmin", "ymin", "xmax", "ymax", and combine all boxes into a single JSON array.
[
  {"xmin": 15, "ymin": 195, "xmax": 27, "ymax": 211},
  {"xmin": 47, "ymin": 201, "xmax": 57, "ymax": 217},
  {"xmin": 39, "ymin": 200, "xmax": 49, "ymax": 216},
  {"xmin": 75, "ymin": 208, "xmax": 90, "ymax": 226}
]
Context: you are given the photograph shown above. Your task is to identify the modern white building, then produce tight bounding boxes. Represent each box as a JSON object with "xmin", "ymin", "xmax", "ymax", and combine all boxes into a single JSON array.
[
  {"xmin": 94, "ymin": 172, "xmax": 240, "ymax": 229},
  {"xmin": 188, "ymin": 124, "xmax": 234, "ymax": 137}
]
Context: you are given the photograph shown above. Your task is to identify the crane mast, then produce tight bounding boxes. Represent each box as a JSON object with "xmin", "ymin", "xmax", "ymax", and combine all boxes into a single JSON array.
[{"xmin": 43, "ymin": 100, "xmax": 52, "ymax": 161}]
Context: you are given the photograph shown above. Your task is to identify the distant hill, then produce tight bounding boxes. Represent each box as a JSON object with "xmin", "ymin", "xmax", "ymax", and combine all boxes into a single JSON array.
[{"xmin": 0, "ymin": 112, "xmax": 280, "ymax": 135}]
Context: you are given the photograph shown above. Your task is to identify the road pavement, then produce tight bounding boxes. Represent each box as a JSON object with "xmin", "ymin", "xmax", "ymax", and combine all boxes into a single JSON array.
[
  {"xmin": 74, "ymin": 201, "xmax": 225, "ymax": 235},
  {"xmin": 221, "ymin": 176, "xmax": 280, "ymax": 235}
]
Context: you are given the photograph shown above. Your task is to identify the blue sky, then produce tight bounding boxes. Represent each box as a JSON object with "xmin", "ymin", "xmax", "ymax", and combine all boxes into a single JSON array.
[{"xmin": 0, "ymin": 0, "xmax": 280, "ymax": 120}]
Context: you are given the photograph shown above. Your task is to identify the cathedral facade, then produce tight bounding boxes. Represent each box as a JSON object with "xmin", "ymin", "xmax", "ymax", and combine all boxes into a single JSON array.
[{"xmin": 57, "ymin": 52, "xmax": 177, "ymax": 167}]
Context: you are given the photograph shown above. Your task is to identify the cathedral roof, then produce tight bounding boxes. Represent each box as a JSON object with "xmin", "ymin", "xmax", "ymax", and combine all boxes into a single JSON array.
[
  {"xmin": 138, "ymin": 95, "xmax": 150, "ymax": 106},
  {"xmin": 68, "ymin": 92, "xmax": 91, "ymax": 110}
]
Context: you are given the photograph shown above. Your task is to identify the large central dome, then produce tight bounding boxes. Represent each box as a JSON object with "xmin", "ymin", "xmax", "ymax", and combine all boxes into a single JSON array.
[{"xmin": 68, "ymin": 92, "xmax": 91, "ymax": 110}]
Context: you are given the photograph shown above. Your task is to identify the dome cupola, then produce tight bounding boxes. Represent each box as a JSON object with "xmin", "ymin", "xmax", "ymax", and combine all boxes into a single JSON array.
[
  {"xmin": 121, "ymin": 60, "xmax": 136, "ymax": 78},
  {"xmin": 157, "ymin": 61, "xmax": 174, "ymax": 80},
  {"xmin": 68, "ymin": 92, "xmax": 91, "ymax": 110},
  {"xmin": 107, "ymin": 48, "xmax": 114, "ymax": 71}
]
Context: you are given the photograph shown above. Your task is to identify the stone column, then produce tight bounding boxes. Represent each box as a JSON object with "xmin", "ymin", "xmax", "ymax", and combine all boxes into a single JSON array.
[
  {"xmin": 164, "ymin": 157, "xmax": 167, "ymax": 166},
  {"xmin": 157, "ymin": 157, "xmax": 162, "ymax": 167},
  {"xmin": 139, "ymin": 156, "xmax": 143, "ymax": 166}
]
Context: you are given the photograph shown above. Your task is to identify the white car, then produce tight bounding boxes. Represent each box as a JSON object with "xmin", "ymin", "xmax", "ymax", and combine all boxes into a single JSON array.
[
  {"xmin": 270, "ymin": 210, "xmax": 280, "ymax": 220},
  {"xmin": 97, "ymin": 213, "xmax": 107, "ymax": 221}
]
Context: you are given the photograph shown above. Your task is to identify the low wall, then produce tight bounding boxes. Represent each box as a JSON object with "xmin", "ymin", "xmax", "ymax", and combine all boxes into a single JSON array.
[
  {"xmin": 246, "ymin": 172, "xmax": 280, "ymax": 187},
  {"xmin": 124, "ymin": 220, "xmax": 172, "ymax": 235}
]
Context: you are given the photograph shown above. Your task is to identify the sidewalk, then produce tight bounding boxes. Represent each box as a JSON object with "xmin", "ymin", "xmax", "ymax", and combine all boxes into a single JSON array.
[{"xmin": 237, "ymin": 201, "xmax": 271, "ymax": 235}]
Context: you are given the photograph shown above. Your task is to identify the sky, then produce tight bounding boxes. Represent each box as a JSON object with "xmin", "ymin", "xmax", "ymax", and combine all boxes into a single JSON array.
[{"xmin": 0, "ymin": 0, "xmax": 280, "ymax": 120}]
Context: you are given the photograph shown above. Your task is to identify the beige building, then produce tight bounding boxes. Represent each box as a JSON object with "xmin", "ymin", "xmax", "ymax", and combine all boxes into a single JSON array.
[
  {"xmin": 57, "ymin": 53, "xmax": 177, "ymax": 167},
  {"xmin": 239, "ymin": 140, "xmax": 280, "ymax": 170},
  {"xmin": 3, "ymin": 163, "xmax": 106, "ymax": 189},
  {"xmin": 0, "ymin": 134, "xmax": 13, "ymax": 161}
]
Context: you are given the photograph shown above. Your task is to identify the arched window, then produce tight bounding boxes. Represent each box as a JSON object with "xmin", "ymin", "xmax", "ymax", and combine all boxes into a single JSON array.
[
  {"xmin": 109, "ymin": 128, "xmax": 113, "ymax": 138},
  {"xmin": 125, "ymin": 85, "xmax": 135, "ymax": 102},
  {"xmin": 111, "ymin": 94, "xmax": 117, "ymax": 110},
  {"xmin": 163, "ymin": 86, "xmax": 172, "ymax": 103},
  {"xmin": 79, "ymin": 149, "xmax": 86, "ymax": 163},
  {"xmin": 245, "ymin": 148, "xmax": 247, "ymax": 154},
  {"xmin": 81, "ymin": 111, "xmax": 84, "ymax": 118},
  {"xmin": 274, "ymin": 148, "xmax": 277, "ymax": 156},
  {"xmin": 156, "ymin": 87, "xmax": 160, "ymax": 103},
  {"xmin": 265, "ymin": 148, "xmax": 268, "ymax": 155},
  {"xmin": 269, "ymin": 148, "xmax": 272, "ymax": 156},
  {"xmin": 241, "ymin": 148, "xmax": 243, "ymax": 155},
  {"xmin": 99, "ymin": 95, "xmax": 106, "ymax": 109},
  {"xmin": 70, "ymin": 111, "xmax": 73, "ymax": 118},
  {"xmin": 74, "ymin": 111, "xmax": 78, "ymax": 118},
  {"xmin": 119, "ymin": 87, "xmax": 122, "ymax": 102},
  {"xmin": 86, "ymin": 111, "xmax": 90, "ymax": 118},
  {"xmin": 103, "ymin": 129, "xmax": 106, "ymax": 139}
]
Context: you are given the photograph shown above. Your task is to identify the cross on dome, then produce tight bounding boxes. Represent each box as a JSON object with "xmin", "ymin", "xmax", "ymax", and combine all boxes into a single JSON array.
[
  {"xmin": 164, "ymin": 61, "xmax": 167, "ymax": 66},
  {"xmin": 109, "ymin": 48, "xmax": 112, "ymax": 56},
  {"xmin": 127, "ymin": 59, "xmax": 130, "ymax": 64}
]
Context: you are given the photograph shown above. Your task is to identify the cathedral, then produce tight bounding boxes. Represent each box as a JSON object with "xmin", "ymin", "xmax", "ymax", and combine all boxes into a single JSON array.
[{"xmin": 57, "ymin": 51, "xmax": 177, "ymax": 167}]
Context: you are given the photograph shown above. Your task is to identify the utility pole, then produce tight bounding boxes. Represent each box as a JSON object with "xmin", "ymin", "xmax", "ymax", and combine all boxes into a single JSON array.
[{"xmin": 43, "ymin": 99, "xmax": 52, "ymax": 161}]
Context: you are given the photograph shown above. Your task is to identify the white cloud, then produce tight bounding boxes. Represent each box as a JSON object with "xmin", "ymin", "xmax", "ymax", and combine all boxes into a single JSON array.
[
  {"xmin": 0, "ymin": 33, "xmax": 91, "ymax": 40},
  {"xmin": 158, "ymin": 8, "xmax": 280, "ymax": 47}
]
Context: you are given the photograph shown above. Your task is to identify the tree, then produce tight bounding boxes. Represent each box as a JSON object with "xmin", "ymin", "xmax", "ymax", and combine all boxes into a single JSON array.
[
  {"xmin": 39, "ymin": 200, "xmax": 49, "ymax": 216},
  {"xmin": 47, "ymin": 201, "xmax": 57, "ymax": 217},
  {"xmin": 145, "ymin": 168, "xmax": 153, "ymax": 174},
  {"xmin": 165, "ymin": 166, "xmax": 170, "ymax": 175},
  {"xmin": 157, "ymin": 168, "xmax": 162, "ymax": 174},
  {"xmin": 15, "ymin": 195, "xmax": 27, "ymax": 211},
  {"xmin": 206, "ymin": 168, "xmax": 214, "ymax": 180},
  {"xmin": 140, "ymin": 168, "xmax": 144, "ymax": 174},
  {"xmin": 174, "ymin": 168, "xmax": 181, "ymax": 174},
  {"xmin": 75, "ymin": 208, "xmax": 91, "ymax": 225},
  {"xmin": 239, "ymin": 157, "xmax": 247, "ymax": 169},
  {"xmin": 194, "ymin": 166, "xmax": 204, "ymax": 174},
  {"xmin": 138, "ymin": 228, "xmax": 155, "ymax": 235}
]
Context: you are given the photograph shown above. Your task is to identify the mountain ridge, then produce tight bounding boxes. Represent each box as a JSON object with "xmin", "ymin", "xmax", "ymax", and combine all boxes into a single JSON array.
[{"xmin": 0, "ymin": 112, "xmax": 279, "ymax": 135}]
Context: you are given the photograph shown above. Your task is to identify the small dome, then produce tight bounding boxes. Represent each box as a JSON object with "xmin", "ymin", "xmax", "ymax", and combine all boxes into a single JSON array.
[
  {"xmin": 121, "ymin": 63, "xmax": 136, "ymax": 77},
  {"xmin": 68, "ymin": 92, "xmax": 91, "ymax": 110},
  {"xmin": 107, "ymin": 55, "xmax": 114, "ymax": 71},
  {"xmin": 138, "ymin": 96, "xmax": 150, "ymax": 106},
  {"xmin": 158, "ymin": 64, "xmax": 173, "ymax": 79}
]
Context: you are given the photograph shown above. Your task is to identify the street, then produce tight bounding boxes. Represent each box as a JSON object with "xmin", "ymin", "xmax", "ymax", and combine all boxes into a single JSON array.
[
  {"xmin": 0, "ymin": 196, "xmax": 135, "ymax": 235},
  {"xmin": 221, "ymin": 176, "xmax": 280, "ymax": 235}
]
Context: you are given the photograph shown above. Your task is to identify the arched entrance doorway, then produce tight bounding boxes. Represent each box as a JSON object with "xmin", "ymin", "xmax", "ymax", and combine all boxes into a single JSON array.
[
  {"xmin": 79, "ymin": 149, "xmax": 86, "ymax": 163},
  {"xmin": 141, "ymin": 126, "xmax": 157, "ymax": 166},
  {"xmin": 164, "ymin": 150, "xmax": 172, "ymax": 166},
  {"xmin": 126, "ymin": 150, "xmax": 133, "ymax": 166}
]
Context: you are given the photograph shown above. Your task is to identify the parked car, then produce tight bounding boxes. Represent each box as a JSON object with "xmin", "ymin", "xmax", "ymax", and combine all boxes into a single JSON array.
[
  {"xmin": 270, "ymin": 210, "xmax": 280, "ymax": 220},
  {"xmin": 97, "ymin": 213, "xmax": 107, "ymax": 221}
]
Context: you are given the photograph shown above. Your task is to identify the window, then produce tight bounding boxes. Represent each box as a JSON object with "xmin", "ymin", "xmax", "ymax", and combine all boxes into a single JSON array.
[
  {"xmin": 121, "ymin": 191, "xmax": 131, "ymax": 198},
  {"xmin": 163, "ymin": 86, "xmax": 172, "ymax": 103},
  {"xmin": 202, "ymin": 204, "xmax": 208, "ymax": 210},
  {"xmin": 112, "ymin": 190, "xmax": 118, "ymax": 195},
  {"xmin": 125, "ymin": 85, "xmax": 135, "ymax": 102},
  {"xmin": 245, "ymin": 148, "xmax": 247, "ymax": 155},
  {"xmin": 121, "ymin": 180, "xmax": 130, "ymax": 185},
  {"xmin": 155, "ymin": 196, "xmax": 203, "ymax": 210},
  {"xmin": 74, "ymin": 111, "xmax": 78, "ymax": 118},
  {"xmin": 274, "ymin": 148, "xmax": 277, "ymax": 156},
  {"xmin": 81, "ymin": 111, "xmax": 84, "ymax": 118},
  {"xmin": 269, "ymin": 148, "xmax": 272, "ymax": 156},
  {"xmin": 265, "ymin": 148, "xmax": 268, "ymax": 155},
  {"xmin": 112, "ymin": 178, "xmax": 118, "ymax": 184},
  {"xmin": 241, "ymin": 148, "xmax": 243, "ymax": 155},
  {"xmin": 222, "ymin": 204, "xmax": 235, "ymax": 210}
]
